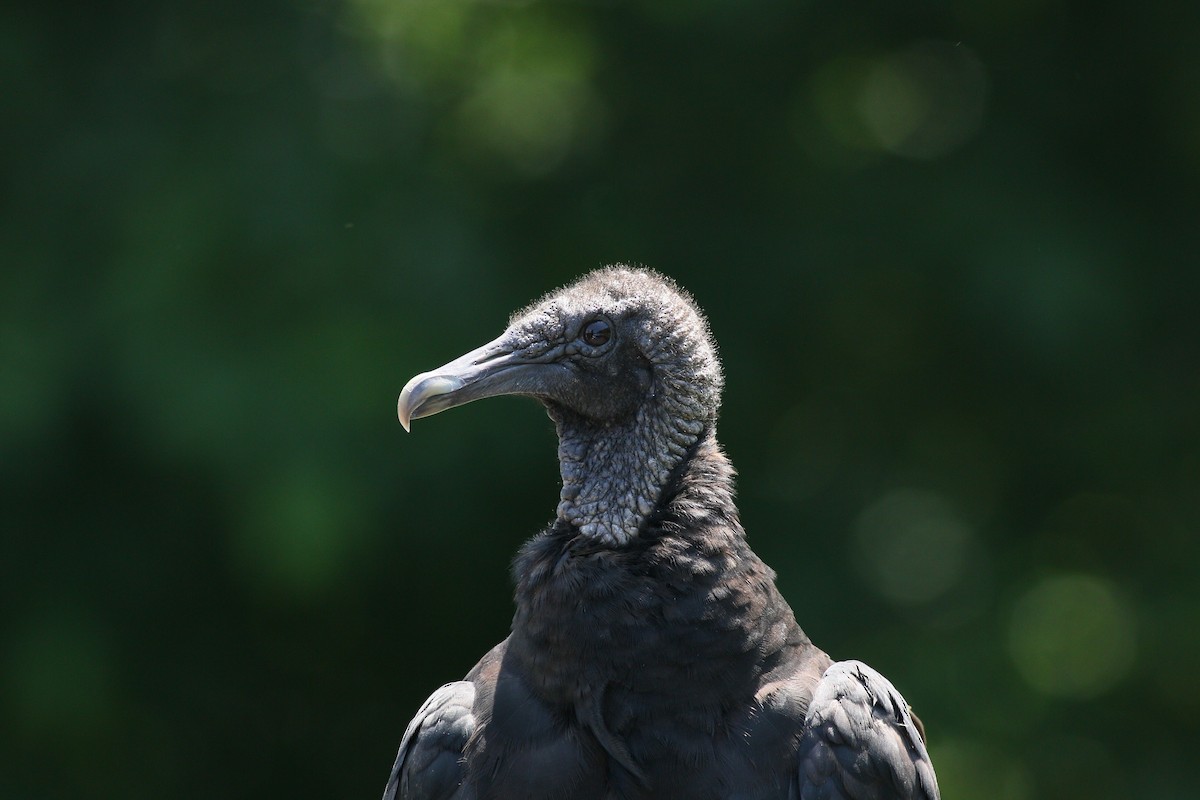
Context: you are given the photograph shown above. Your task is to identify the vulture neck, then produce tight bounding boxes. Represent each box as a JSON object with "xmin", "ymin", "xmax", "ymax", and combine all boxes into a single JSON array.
[
  {"xmin": 552, "ymin": 398, "xmax": 710, "ymax": 547},
  {"xmin": 510, "ymin": 424, "xmax": 790, "ymax": 717}
]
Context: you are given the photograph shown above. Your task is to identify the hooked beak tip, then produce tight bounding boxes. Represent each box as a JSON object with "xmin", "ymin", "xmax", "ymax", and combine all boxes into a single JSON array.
[
  {"xmin": 397, "ymin": 373, "xmax": 465, "ymax": 432},
  {"xmin": 397, "ymin": 380, "xmax": 415, "ymax": 431}
]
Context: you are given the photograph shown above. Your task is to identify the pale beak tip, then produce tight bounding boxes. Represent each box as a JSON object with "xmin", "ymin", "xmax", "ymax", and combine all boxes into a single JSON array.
[
  {"xmin": 397, "ymin": 385, "xmax": 414, "ymax": 432},
  {"xmin": 397, "ymin": 373, "xmax": 464, "ymax": 432}
]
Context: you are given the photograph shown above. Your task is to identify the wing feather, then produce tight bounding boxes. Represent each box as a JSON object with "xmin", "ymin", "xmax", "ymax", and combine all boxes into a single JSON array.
[
  {"xmin": 382, "ymin": 681, "xmax": 476, "ymax": 800},
  {"xmin": 797, "ymin": 660, "xmax": 939, "ymax": 800}
]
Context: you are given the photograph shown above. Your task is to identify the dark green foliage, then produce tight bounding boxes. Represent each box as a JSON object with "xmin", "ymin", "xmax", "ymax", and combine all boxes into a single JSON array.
[{"xmin": 2, "ymin": 1, "xmax": 1197, "ymax": 798}]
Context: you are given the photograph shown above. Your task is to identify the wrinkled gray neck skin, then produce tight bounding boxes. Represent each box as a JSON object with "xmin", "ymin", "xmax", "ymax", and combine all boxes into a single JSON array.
[
  {"xmin": 547, "ymin": 279, "xmax": 723, "ymax": 547},
  {"xmin": 554, "ymin": 390, "xmax": 709, "ymax": 546}
]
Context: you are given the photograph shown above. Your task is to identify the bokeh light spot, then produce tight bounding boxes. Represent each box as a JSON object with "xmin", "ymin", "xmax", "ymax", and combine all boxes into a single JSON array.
[
  {"xmin": 859, "ymin": 41, "xmax": 987, "ymax": 159},
  {"xmin": 345, "ymin": 0, "xmax": 604, "ymax": 174},
  {"xmin": 453, "ymin": 67, "xmax": 602, "ymax": 175},
  {"xmin": 1007, "ymin": 574, "xmax": 1137, "ymax": 699},
  {"xmin": 857, "ymin": 59, "xmax": 930, "ymax": 153},
  {"xmin": 806, "ymin": 40, "xmax": 987, "ymax": 160},
  {"xmin": 853, "ymin": 489, "xmax": 974, "ymax": 605}
]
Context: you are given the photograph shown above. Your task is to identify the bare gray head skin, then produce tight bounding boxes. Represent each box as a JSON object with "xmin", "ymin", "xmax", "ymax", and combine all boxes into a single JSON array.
[{"xmin": 397, "ymin": 266, "xmax": 723, "ymax": 545}]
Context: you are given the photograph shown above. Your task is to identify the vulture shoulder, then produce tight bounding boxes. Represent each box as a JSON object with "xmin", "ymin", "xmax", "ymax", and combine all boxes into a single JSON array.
[
  {"xmin": 797, "ymin": 661, "xmax": 939, "ymax": 800},
  {"xmin": 382, "ymin": 679, "xmax": 476, "ymax": 800},
  {"xmin": 383, "ymin": 642, "xmax": 507, "ymax": 800}
]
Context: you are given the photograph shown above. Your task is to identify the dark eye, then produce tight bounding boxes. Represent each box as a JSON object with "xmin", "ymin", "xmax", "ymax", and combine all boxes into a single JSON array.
[{"xmin": 580, "ymin": 319, "xmax": 611, "ymax": 347}]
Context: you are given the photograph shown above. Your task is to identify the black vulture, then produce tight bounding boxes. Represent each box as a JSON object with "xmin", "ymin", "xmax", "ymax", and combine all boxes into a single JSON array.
[{"xmin": 386, "ymin": 267, "xmax": 940, "ymax": 800}]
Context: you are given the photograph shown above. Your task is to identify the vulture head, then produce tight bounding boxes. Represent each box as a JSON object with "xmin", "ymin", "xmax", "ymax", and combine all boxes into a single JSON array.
[{"xmin": 397, "ymin": 266, "xmax": 724, "ymax": 545}]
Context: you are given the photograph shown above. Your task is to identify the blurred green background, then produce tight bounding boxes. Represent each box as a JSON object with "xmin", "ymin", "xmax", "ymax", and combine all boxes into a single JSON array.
[{"xmin": 4, "ymin": 0, "xmax": 1198, "ymax": 797}]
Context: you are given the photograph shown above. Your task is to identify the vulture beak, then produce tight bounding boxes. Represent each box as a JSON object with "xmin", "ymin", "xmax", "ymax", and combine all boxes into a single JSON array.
[{"xmin": 397, "ymin": 334, "xmax": 558, "ymax": 431}]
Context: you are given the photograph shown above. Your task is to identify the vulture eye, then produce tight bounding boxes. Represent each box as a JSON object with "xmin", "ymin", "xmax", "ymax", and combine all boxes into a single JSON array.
[{"xmin": 580, "ymin": 319, "xmax": 612, "ymax": 347}]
